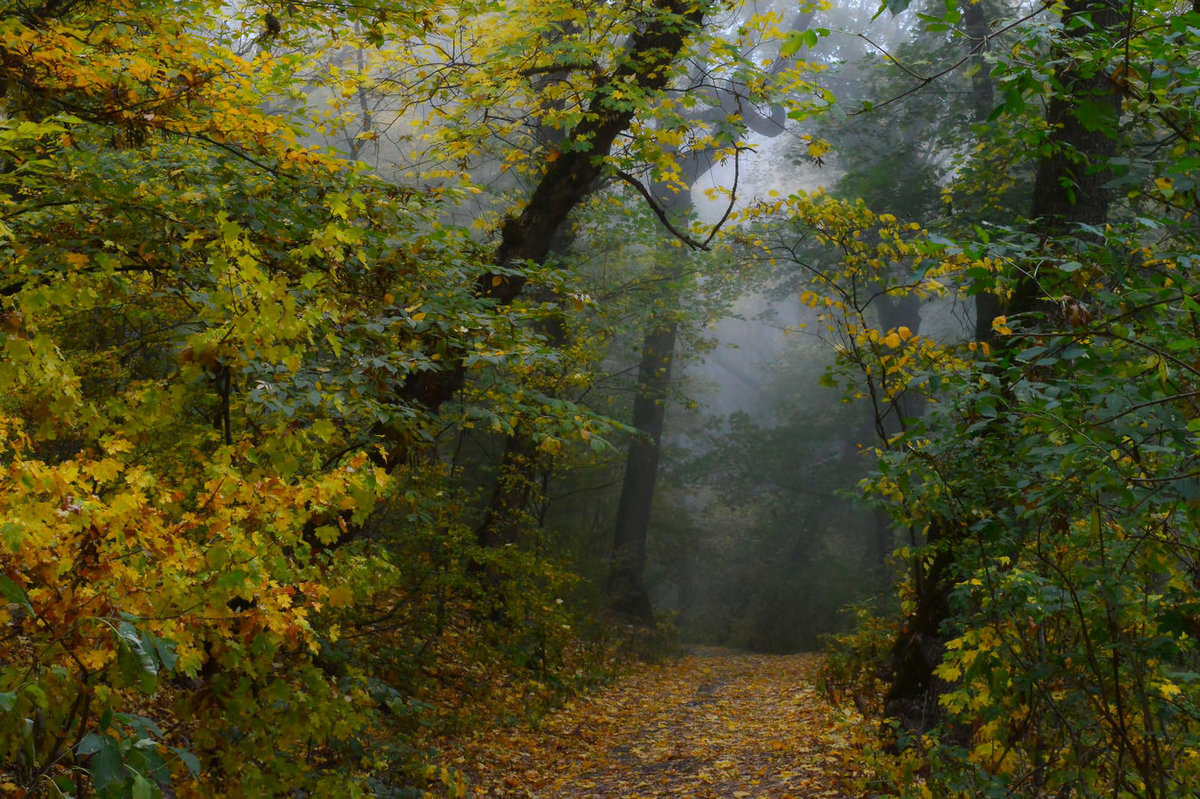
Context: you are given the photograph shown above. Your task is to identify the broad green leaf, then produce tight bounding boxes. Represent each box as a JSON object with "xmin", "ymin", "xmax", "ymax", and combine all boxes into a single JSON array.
[
  {"xmin": 0, "ymin": 575, "xmax": 32, "ymax": 611},
  {"xmin": 87, "ymin": 734, "xmax": 125, "ymax": 793}
]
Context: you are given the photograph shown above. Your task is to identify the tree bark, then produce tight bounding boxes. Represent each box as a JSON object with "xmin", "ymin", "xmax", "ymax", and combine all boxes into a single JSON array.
[
  {"xmin": 608, "ymin": 318, "xmax": 678, "ymax": 623},
  {"xmin": 966, "ymin": 0, "xmax": 1004, "ymax": 342},
  {"xmin": 476, "ymin": 431, "xmax": 541, "ymax": 548},
  {"xmin": 986, "ymin": 0, "xmax": 1124, "ymax": 334},
  {"xmin": 1028, "ymin": 5, "xmax": 1124, "ymax": 232}
]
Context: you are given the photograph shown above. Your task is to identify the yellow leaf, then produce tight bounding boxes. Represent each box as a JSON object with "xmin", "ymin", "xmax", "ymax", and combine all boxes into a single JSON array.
[
  {"xmin": 327, "ymin": 585, "xmax": 354, "ymax": 608},
  {"xmin": 87, "ymin": 458, "xmax": 124, "ymax": 483},
  {"xmin": 78, "ymin": 648, "xmax": 114, "ymax": 670},
  {"xmin": 1158, "ymin": 680, "xmax": 1182, "ymax": 699}
]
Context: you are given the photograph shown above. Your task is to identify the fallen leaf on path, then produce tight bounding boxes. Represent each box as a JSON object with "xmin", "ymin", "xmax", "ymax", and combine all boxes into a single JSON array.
[{"xmin": 430, "ymin": 648, "xmax": 870, "ymax": 798}]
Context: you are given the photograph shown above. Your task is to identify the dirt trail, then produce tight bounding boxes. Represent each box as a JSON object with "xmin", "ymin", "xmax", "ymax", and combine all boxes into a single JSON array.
[{"xmin": 442, "ymin": 648, "xmax": 868, "ymax": 798}]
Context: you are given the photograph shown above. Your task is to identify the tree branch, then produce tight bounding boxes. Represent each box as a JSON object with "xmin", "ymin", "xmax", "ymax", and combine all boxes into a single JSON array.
[
  {"xmin": 614, "ymin": 169, "xmax": 710, "ymax": 251},
  {"xmin": 847, "ymin": 1, "xmax": 1055, "ymax": 116}
]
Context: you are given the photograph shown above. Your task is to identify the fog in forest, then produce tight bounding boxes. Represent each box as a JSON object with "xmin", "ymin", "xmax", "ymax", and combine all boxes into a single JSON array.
[
  {"xmin": 16, "ymin": 0, "xmax": 1200, "ymax": 791},
  {"xmin": 521, "ymin": 0, "xmax": 985, "ymax": 653},
  {"xmin": 294, "ymin": 0, "xmax": 994, "ymax": 652}
]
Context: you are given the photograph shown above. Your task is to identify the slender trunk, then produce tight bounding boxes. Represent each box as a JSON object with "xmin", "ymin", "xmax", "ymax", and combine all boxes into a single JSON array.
[
  {"xmin": 470, "ymin": 6, "xmax": 807, "ymax": 617},
  {"xmin": 601, "ymin": 77, "xmax": 790, "ymax": 620},
  {"xmin": 885, "ymin": 518, "xmax": 960, "ymax": 733},
  {"xmin": 874, "ymin": 291, "xmax": 923, "ymax": 436},
  {"xmin": 474, "ymin": 278, "xmax": 571, "ymax": 548},
  {"xmin": 867, "ymin": 293, "xmax": 922, "ymax": 569},
  {"xmin": 963, "ymin": 0, "xmax": 995, "ymax": 122},
  {"xmin": 604, "ymin": 173, "xmax": 695, "ymax": 623},
  {"xmin": 608, "ymin": 318, "xmax": 678, "ymax": 623},
  {"xmin": 476, "ymin": 432, "xmax": 541, "ymax": 548},
  {"xmin": 966, "ymin": 0, "xmax": 1004, "ymax": 341}
]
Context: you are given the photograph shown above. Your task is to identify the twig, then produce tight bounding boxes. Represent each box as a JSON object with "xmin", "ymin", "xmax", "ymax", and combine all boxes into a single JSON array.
[
  {"xmin": 848, "ymin": 1, "xmax": 1056, "ymax": 116},
  {"xmin": 614, "ymin": 169, "xmax": 710, "ymax": 251}
]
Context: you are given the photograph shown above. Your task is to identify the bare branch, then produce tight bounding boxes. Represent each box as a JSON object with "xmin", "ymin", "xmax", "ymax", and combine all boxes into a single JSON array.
[
  {"xmin": 614, "ymin": 169, "xmax": 711, "ymax": 251},
  {"xmin": 848, "ymin": 1, "xmax": 1055, "ymax": 116}
]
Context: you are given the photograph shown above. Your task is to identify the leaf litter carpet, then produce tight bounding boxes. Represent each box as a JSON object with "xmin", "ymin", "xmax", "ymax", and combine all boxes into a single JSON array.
[{"xmin": 440, "ymin": 648, "xmax": 868, "ymax": 797}]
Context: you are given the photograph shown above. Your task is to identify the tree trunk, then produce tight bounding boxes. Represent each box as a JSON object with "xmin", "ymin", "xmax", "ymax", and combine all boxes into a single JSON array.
[
  {"xmin": 601, "ymin": 63, "xmax": 798, "ymax": 622},
  {"xmin": 966, "ymin": 0, "xmax": 1004, "ymax": 342},
  {"xmin": 375, "ymin": 0, "xmax": 706, "ymax": 469},
  {"xmin": 608, "ymin": 319, "xmax": 678, "ymax": 623},
  {"xmin": 469, "ymin": 7, "xmax": 804, "ymax": 617},
  {"xmin": 476, "ymin": 432, "xmax": 541, "ymax": 548}
]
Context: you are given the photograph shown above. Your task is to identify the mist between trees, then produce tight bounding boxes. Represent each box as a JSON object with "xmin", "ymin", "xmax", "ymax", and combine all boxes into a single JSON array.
[{"xmin": 2, "ymin": 0, "xmax": 1199, "ymax": 795}]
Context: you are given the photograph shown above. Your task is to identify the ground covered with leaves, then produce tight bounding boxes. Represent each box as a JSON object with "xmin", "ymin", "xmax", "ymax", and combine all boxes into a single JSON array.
[{"xmin": 434, "ymin": 648, "xmax": 869, "ymax": 798}]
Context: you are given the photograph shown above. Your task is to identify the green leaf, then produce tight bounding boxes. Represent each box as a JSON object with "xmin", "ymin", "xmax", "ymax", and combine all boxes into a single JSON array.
[
  {"xmin": 78, "ymin": 732, "xmax": 105, "ymax": 755},
  {"xmin": 172, "ymin": 746, "xmax": 202, "ymax": 777},
  {"xmin": 0, "ymin": 691, "xmax": 15, "ymax": 711},
  {"xmin": 24, "ymin": 683, "xmax": 48, "ymax": 709},
  {"xmin": 118, "ymin": 623, "xmax": 157, "ymax": 674},
  {"xmin": 0, "ymin": 522, "xmax": 23, "ymax": 552},
  {"xmin": 86, "ymin": 733, "xmax": 125, "ymax": 794},
  {"xmin": 115, "ymin": 622, "xmax": 158, "ymax": 694},
  {"xmin": 131, "ymin": 774, "xmax": 155, "ymax": 799},
  {"xmin": 0, "ymin": 574, "xmax": 33, "ymax": 611},
  {"xmin": 873, "ymin": 0, "xmax": 912, "ymax": 19},
  {"xmin": 152, "ymin": 635, "xmax": 178, "ymax": 673},
  {"xmin": 780, "ymin": 29, "xmax": 820, "ymax": 57},
  {"xmin": 780, "ymin": 34, "xmax": 801, "ymax": 58},
  {"xmin": 115, "ymin": 712, "xmax": 164, "ymax": 741}
]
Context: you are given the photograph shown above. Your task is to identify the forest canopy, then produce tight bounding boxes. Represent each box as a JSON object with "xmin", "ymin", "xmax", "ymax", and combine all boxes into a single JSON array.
[{"xmin": 1, "ymin": 0, "xmax": 1199, "ymax": 795}]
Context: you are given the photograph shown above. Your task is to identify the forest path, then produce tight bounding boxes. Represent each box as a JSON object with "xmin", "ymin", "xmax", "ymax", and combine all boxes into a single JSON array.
[{"xmin": 440, "ymin": 647, "xmax": 869, "ymax": 798}]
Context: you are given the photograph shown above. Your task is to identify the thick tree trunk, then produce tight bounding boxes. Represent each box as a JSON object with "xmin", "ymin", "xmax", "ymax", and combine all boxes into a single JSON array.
[
  {"xmin": 476, "ymin": 432, "xmax": 541, "ymax": 548},
  {"xmin": 988, "ymin": 0, "xmax": 1124, "ymax": 333}
]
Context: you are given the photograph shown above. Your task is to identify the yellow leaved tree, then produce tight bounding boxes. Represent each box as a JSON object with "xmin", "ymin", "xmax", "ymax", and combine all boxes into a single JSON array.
[{"xmin": 1, "ymin": 0, "xmax": 824, "ymax": 795}]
